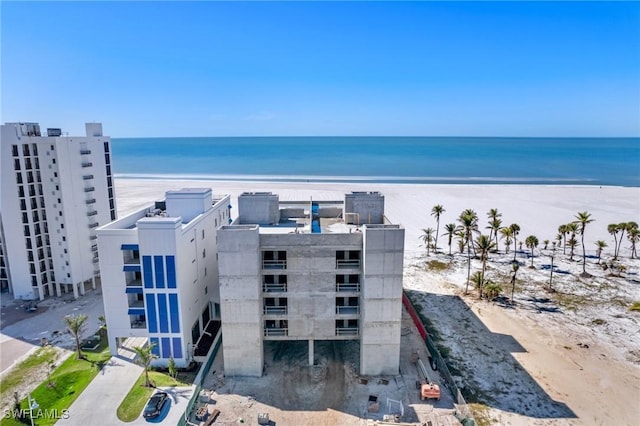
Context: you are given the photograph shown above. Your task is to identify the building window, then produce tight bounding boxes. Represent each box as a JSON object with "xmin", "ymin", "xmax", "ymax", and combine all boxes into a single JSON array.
[
  {"xmin": 12, "ymin": 145, "xmax": 19, "ymax": 157},
  {"xmin": 103, "ymin": 142, "xmax": 109, "ymax": 153},
  {"xmin": 336, "ymin": 250, "xmax": 361, "ymax": 269},
  {"xmin": 263, "ymin": 275, "xmax": 287, "ymax": 292},
  {"xmin": 14, "ymin": 159, "xmax": 21, "ymax": 170},
  {"xmin": 202, "ymin": 249, "xmax": 206, "ymax": 258},
  {"xmin": 262, "ymin": 251, "xmax": 287, "ymax": 269},
  {"xmin": 22, "ymin": 144, "xmax": 30, "ymax": 156},
  {"xmin": 16, "ymin": 173, "xmax": 23, "ymax": 184},
  {"xmin": 52, "ymin": 158, "xmax": 56, "ymax": 164}
]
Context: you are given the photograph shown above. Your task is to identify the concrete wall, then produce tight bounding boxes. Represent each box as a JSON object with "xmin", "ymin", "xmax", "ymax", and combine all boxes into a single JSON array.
[
  {"xmin": 237, "ymin": 192, "xmax": 280, "ymax": 225},
  {"xmin": 218, "ymin": 225, "xmax": 264, "ymax": 376},
  {"xmin": 360, "ymin": 224, "xmax": 405, "ymax": 375},
  {"xmin": 260, "ymin": 233, "xmax": 362, "ymax": 341},
  {"xmin": 344, "ymin": 192, "xmax": 385, "ymax": 225}
]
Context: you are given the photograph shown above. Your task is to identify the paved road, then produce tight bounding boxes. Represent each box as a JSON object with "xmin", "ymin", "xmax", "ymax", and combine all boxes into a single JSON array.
[{"xmin": 57, "ymin": 356, "xmax": 194, "ymax": 425}]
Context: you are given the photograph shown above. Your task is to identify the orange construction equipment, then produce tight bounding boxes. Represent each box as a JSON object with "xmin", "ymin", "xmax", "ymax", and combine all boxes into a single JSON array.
[{"xmin": 417, "ymin": 358, "xmax": 441, "ymax": 401}]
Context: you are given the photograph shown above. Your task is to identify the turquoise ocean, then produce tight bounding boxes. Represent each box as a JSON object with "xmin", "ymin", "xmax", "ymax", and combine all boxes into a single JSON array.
[{"xmin": 111, "ymin": 137, "xmax": 640, "ymax": 186}]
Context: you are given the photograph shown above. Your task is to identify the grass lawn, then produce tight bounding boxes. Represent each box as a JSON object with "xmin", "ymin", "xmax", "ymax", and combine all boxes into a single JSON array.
[
  {"xmin": 0, "ymin": 337, "xmax": 110, "ymax": 426},
  {"xmin": 0, "ymin": 346, "xmax": 59, "ymax": 404},
  {"xmin": 117, "ymin": 370, "xmax": 193, "ymax": 422}
]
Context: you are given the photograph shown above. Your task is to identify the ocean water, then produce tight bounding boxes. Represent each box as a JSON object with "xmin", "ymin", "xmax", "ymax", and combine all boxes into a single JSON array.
[{"xmin": 111, "ymin": 137, "xmax": 640, "ymax": 186}]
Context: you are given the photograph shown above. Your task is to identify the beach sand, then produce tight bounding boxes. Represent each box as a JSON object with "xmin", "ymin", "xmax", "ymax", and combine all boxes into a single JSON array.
[{"xmin": 116, "ymin": 178, "xmax": 640, "ymax": 425}]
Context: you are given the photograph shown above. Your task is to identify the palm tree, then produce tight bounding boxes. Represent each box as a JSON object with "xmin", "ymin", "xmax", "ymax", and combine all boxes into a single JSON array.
[
  {"xmin": 431, "ymin": 205, "xmax": 445, "ymax": 253},
  {"xmin": 64, "ymin": 314, "xmax": 88, "ymax": 360},
  {"xmin": 608, "ymin": 223, "xmax": 621, "ymax": 260},
  {"xmin": 628, "ymin": 225, "xmax": 639, "ymax": 259},
  {"xmin": 594, "ymin": 240, "xmax": 607, "ymax": 264},
  {"xmin": 443, "ymin": 223, "xmax": 458, "ymax": 256},
  {"xmin": 486, "ymin": 218, "xmax": 503, "ymax": 252},
  {"xmin": 134, "ymin": 342, "xmax": 158, "ymax": 387},
  {"xmin": 470, "ymin": 271, "xmax": 484, "ymax": 299},
  {"xmin": 574, "ymin": 211, "xmax": 594, "ymax": 274},
  {"xmin": 565, "ymin": 222, "xmax": 579, "ymax": 260},
  {"xmin": 548, "ymin": 242, "xmax": 556, "ymax": 291},
  {"xmin": 500, "ymin": 227, "xmax": 513, "ymax": 254},
  {"xmin": 419, "ymin": 228, "xmax": 435, "ymax": 256},
  {"xmin": 484, "ymin": 280, "xmax": 502, "ymax": 301},
  {"xmin": 525, "ymin": 235, "xmax": 539, "ymax": 268},
  {"xmin": 543, "ymin": 240, "xmax": 549, "ymax": 250},
  {"xmin": 475, "ymin": 234, "xmax": 495, "ymax": 287},
  {"xmin": 510, "ymin": 261, "xmax": 520, "ymax": 303},
  {"xmin": 615, "ymin": 222, "xmax": 630, "ymax": 259},
  {"xmin": 558, "ymin": 224, "xmax": 569, "ymax": 254},
  {"xmin": 458, "ymin": 210, "xmax": 478, "ymax": 295},
  {"xmin": 509, "ymin": 223, "xmax": 520, "ymax": 261},
  {"xmin": 98, "ymin": 315, "xmax": 107, "ymax": 339},
  {"xmin": 486, "ymin": 209, "xmax": 502, "ymax": 249}
]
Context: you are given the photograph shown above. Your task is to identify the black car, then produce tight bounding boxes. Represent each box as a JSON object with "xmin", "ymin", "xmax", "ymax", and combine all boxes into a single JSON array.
[{"xmin": 143, "ymin": 391, "xmax": 168, "ymax": 419}]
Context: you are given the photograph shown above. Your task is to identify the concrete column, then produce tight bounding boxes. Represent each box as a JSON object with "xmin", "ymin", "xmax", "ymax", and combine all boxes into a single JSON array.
[
  {"xmin": 72, "ymin": 281, "xmax": 79, "ymax": 298},
  {"xmin": 79, "ymin": 280, "xmax": 85, "ymax": 296},
  {"xmin": 308, "ymin": 340, "xmax": 314, "ymax": 366},
  {"xmin": 91, "ymin": 276, "xmax": 96, "ymax": 289}
]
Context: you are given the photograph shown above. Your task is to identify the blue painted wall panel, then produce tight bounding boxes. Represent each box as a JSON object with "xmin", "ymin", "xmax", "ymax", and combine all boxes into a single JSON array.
[
  {"xmin": 166, "ymin": 256, "xmax": 176, "ymax": 288},
  {"xmin": 123, "ymin": 264, "xmax": 141, "ymax": 272},
  {"xmin": 120, "ymin": 244, "xmax": 139, "ymax": 251},
  {"xmin": 172, "ymin": 338, "xmax": 183, "ymax": 359},
  {"xmin": 146, "ymin": 294, "xmax": 157, "ymax": 333},
  {"xmin": 154, "ymin": 256, "xmax": 165, "ymax": 288},
  {"xmin": 168, "ymin": 293, "xmax": 180, "ymax": 333},
  {"xmin": 157, "ymin": 293, "xmax": 169, "ymax": 333},
  {"xmin": 142, "ymin": 256, "xmax": 153, "ymax": 288},
  {"xmin": 161, "ymin": 338, "xmax": 171, "ymax": 359},
  {"xmin": 150, "ymin": 337, "xmax": 160, "ymax": 357}
]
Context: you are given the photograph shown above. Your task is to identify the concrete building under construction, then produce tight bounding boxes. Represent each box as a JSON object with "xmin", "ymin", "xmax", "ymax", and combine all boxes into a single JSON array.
[{"xmin": 217, "ymin": 191, "xmax": 405, "ymax": 377}]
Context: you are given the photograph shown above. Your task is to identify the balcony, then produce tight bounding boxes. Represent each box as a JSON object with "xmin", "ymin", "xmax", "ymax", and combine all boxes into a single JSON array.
[
  {"xmin": 88, "ymin": 222, "xmax": 99, "ymax": 228},
  {"xmin": 336, "ymin": 327, "xmax": 359, "ymax": 336},
  {"xmin": 86, "ymin": 198, "xmax": 96, "ymax": 205},
  {"xmin": 128, "ymin": 299, "xmax": 144, "ymax": 309},
  {"xmin": 262, "ymin": 260, "xmax": 287, "ymax": 270},
  {"xmin": 263, "ymin": 282, "xmax": 287, "ymax": 293},
  {"xmin": 89, "ymin": 235, "xmax": 97, "ymax": 240},
  {"xmin": 336, "ymin": 305, "xmax": 359, "ymax": 315},
  {"xmin": 87, "ymin": 210, "xmax": 98, "ymax": 217},
  {"xmin": 84, "ymin": 187, "xmax": 95, "ymax": 192},
  {"xmin": 82, "ymin": 174, "xmax": 94, "ymax": 180},
  {"xmin": 81, "ymin": 162, "xmax": 93, "ymax": 168},
  {"xmin": 336, "ymin": 283, "xmax": 360, "ymax": 292},
  {"xmin": 130, "ymin": 320, "xmax": 146, "ymax": 329},
  {"xmin": 80, "ymin": 149, "xmax": 92, "ymax": 155},
  {"xmin": 126, "ymin": 278, "xmax": 143, "ymax": 287},
  {"xmin": 263, "ymin": 306, "xmax": 288, "ymax": 315},
  {"xmin": 336, "ymin": 259, "xmax": 361, "ymax": 269},
  {"xmin": 264, "ymin": 328, "xmax": 288, "ymax": 337}
]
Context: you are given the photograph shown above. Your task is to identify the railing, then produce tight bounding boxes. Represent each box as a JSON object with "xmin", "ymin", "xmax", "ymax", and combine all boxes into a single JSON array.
[
  {"xmin": 126, "ymin": 278, "xmax": 142, "ymax": 287},
  {"xmin": 80, "ymin": 149, "xmax": 92, "ymax": 155},
  {"xmin": 264, "ymin": 328, "xmax": 288, "ymax": 337},
  {"xmin": 89, "ymin": 235, "xmax": 97, "ymax": 240},
  {"xmin": 81, "ymin": 162, "xmax": 93, "ymax": 167},
  {"xmin": 91, "ymin": 245, "xmax": 98, "ymax": 252},
  {"xmin": 263, "ymin": 283, "xmax": 287, "ymax": 293},
  {"xmin": 263, "ymin": 306, "xmax": 287, "ymax": 315},
  {"xmin": 336, "ymin": 305, "xmax": 359, "ymax": 315},
  {"xmin": 262, "ymin": 260, "xmax": 287, "ymax": 270},
  {"xmin": 128, "ymin": 300, "xmax": 144, "ymax": 308},
  {"xmin": 88, "ymin": 222, "xmax": 99, "ymax": 228},
  {"xmin": 336, "ymin": 283, "xmax": 360, "ymax": 292},
  {"xmin": 87, "ymin": 210, "xmax": 98, "ymax": 216},
  {"xmin": 124, "ymin": 257, "xmax": 141, "ymax": 265},
  {"xmin": 336, "ymin": 259, "xmax": 361, "ymax": 269},
  {"xmin": 82, "ymin": 174, "xmax": 94, "ymax": 180},
  {"xmin": 84, "ymin": 187, "xmax": 95, "ymax": 192},
  {"xmin": 336, "ymin": 327, "xmax": 359, "ymax": 336},
  {"xmin": 85, "ymin": 198, "xmax": 96, "ymax": 204},
  {"xmin": 130, "ymin": 321, "xmax": 146, "ymax": 329}
]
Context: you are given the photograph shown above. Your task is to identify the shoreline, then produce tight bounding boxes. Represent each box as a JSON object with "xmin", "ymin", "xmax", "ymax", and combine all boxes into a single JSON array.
[{"xmin": 114, "ymin": 173, "xmax": 630, "ymax": 186}]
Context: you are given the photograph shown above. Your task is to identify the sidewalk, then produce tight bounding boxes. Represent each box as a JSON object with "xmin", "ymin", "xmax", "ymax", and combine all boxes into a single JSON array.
[{"xmin": 57, "ymin": 356, "xmax": 142, "ymax": 426}]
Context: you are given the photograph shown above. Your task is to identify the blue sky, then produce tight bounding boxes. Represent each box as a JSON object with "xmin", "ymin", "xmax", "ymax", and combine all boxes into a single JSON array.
[{"xmin": 2, "ymin": 1, "xmax": 639, "ymax": 137}]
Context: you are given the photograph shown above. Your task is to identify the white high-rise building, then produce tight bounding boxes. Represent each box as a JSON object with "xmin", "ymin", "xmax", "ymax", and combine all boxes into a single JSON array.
[
  {"xmin": 0, "ymin": 122, "xmax": 116, "ymax": 300},
  {"xmin": 97, "ymin": 188, "xmax": 231, "ymax": 367}
]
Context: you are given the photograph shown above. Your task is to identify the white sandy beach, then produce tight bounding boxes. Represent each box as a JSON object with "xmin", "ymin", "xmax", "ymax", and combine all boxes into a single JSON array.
[{"xmin": 115, "ymin": 178, "xmax": 640, "ymax": 425}]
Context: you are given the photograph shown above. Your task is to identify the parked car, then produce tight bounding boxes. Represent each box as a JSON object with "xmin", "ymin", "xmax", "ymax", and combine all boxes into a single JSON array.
[{"xmin": 143, "ymin": 391, "xmax": 168, "ymax": 419}]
